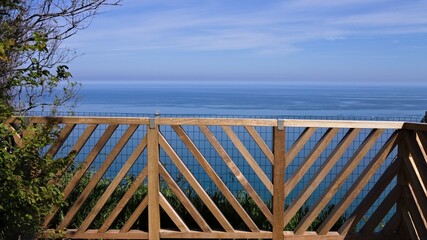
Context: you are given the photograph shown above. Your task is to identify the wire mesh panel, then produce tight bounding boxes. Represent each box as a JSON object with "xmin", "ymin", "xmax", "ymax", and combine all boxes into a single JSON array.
[{"xmin": 7, "ymin": 115, "xmax": 425, "ymax": 239}]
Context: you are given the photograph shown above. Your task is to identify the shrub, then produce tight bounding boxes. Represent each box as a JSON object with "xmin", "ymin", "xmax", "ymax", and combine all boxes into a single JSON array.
[{"xmin": 0, "ymin": 121, "xmax": 75, "ymax": 239}]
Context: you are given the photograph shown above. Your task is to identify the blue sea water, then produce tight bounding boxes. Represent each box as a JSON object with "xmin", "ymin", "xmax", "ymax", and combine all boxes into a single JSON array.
[
  {"xmin": 60, "ymin": 81, "xmax": 426, "ymax": 227},
  {"xmin": 76, "ymin": 81, "xmax": 426, "ymax": 120}
]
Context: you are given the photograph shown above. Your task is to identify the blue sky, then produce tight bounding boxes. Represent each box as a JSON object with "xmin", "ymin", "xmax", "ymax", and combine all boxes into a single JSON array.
[{"xmin": 65, "ymin": 0, "xmax": 427, "ymax": 85}]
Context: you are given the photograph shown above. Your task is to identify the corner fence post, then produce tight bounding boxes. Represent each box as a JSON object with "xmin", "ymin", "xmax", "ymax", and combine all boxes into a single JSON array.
[
  {"xmin": 273, "ymin": 120, "xmax": 285, "ymax": 240},
  {"xmin": 148, "ymin": 117, "xmax": 160, "ymax": 240}
]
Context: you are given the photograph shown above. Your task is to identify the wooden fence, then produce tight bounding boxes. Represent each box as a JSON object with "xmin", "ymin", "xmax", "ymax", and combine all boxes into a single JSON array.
[{"xmin": 6, "ymin": 116, "xmax": 427, "ymax": 239}]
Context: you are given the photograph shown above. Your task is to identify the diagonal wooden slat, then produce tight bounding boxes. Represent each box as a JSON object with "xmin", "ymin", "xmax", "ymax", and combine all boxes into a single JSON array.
[
  {"xmin": 381, "ymin": 212, "xmax": 400, "ymax": 235},
  {"xmin": 404, "ymin": 131, "xmax": 427, "ymax": 190},
  {"xmin": 295, "ymin": 129, "xmax": 383, "ymax": 234},
  {"xmin": 244, "ymin": 126, "xmax": 274, "ymax": 164},
  {"xmin": 284, "ymin": 128, "xmax": 339, "ymax": 198},
  {"xmin": 76, "ymin": 132, "xmax": 147, "ymax": 231},
  {"xmin": 199, "ymin": 125, "xmax": 273, "ymax": 224},
  {"xmin": 284, "ymin": 128, "xmax": 361, "ymax": 228},
  {"xmin": 172, "ymin": 125, "xmax": 257, "ymax": 232},
  {"xmin": 286, "ymin": 127, "xmax": 317, "ymax": 168},
  {"xmin": 44, "ymin": 124, "xmax": 116, "ymax": 228},
  {"xmin": 222, "ymin": 126, "xmax": 273, "ymax": 194},
  {"xmin": 159, "ymin": 133, "xmax": 235, "ymax": 232},
  {"xmin": 159, "ymin": 163, "xmax": 212, "ymax": 232},
  {"xmin": 99, "ymin": 166, "xmax": 148, "ymax": 233},
  {"xmin": 339, "ymin": 158, "xmax": 401, "ymax": 235},
  {"xmin": 69, "ymin": 124, "xmax": 98, "ymax": 154},
  {"xmin": 51, "ymin": 124, "xmax": 98, "ymax": 183},
  {"xmin": 416, "ymin": 131, "xmax": 427, "ymax": 162},
  {"xmin": 64, "ymin": 125, "xmax": 139, "ymax": 229},
  {"xmin": 360, "ymin": 185, "xmax": 401, "ymax": 234},
  {"xmin": 399, "ymin": 202, "xmax": 420, "ymax": 240},
  {"xmin": 120, "ymin": 196, "xmax": 148, "ymax": 233},
  {"xmin": 401, "ymin": 146, "xmax": 427, "ymax": 219},
  {"xmin": 4, "ymin": 123, "xmax": 23, "ymax": 147},
  {"xmin": 317, "ymin": 131, "xmax": 400, "ymax": 235},
  {"xmin": 47, "ymin": 124, "xmax": 76, "ymax": 157},
  {"xmin": 402, "ymin": 186, "xmax": 427, "ymax": 237},
  {"xmin": 159, "ymin": 193, "xmax": 191, "ymax": 232},
  {"xmin": 62, "ymin": 124, "xmax": 118, "ymax": 199}
]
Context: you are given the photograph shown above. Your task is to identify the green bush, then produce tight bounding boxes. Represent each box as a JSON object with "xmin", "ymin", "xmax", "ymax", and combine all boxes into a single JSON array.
[{"xmin": 0, "ymin": 120, "xmax": 75, "ymax": 239}]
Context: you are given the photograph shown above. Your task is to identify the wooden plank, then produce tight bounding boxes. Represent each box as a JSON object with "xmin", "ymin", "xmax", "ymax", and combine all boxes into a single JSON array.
[
  {"xmin": 285, "ymin": 128, "xmax": 339, "ymax": 199},
  {"xmin": 245, "ymin": 126, "xmax": 274, "ymax": 164},
  {"xmin": 295, "ymin": 129, "xmax": 381, "ymax": 234},
  {"xmin": 360, "ymin": 185, "xmax": 401, "ymax": 234},
  {"xmin": 381, "ymin": 212, "xmax": 400, "ymax": 235},
  {"xmin": 44, "ymin": 229, "xmax": 149, "ymax": 239},
  {"xmin": 160, "ymin": 230, "xmax": 273, "ymax": 239},
  {"xmin": 3, "ymin": 123, "xmax": 23, "ymax": 147},
  {"xmin": 222, "ymin": 126, "xmax": 273, "ymax": 194},
  {"xmin": 159, "ymin": 193, "xmax": 191, "ymax": 232},
  {"xmin": 157, "ymin": 118, "xmax": 277, "ymax": 127},
  {"xmin": 317, "ymin": 131, "xmax": 400, "ymax": 235},
  {"xmin": 60, "ymin": 132, "xmax": 146, "ymax": 230},
  {"xmin": 56, "ymin": 124, "xmax": 118, "ymax": 229},
  {"xmin": 415, "ymin": 131, "xmax": 427, "ymax": 162},
  {"xmin": 273, "ymin": 127, "xmax": 285, "ymax": 240},
  {"xmin": 339, "ymin": 158, "xmax": 401, "ymax": 235},
  {"xmin": 43, "ymin": 229, "xmax": 401, "ymax": 240},
  {"xmin": 160, "ymin": 230, "xmax": 399, "ymax": 239},
  {"xmin": 148, "ymin": 125, "xmax": 160, "ymax": 240},
  {"xmin": 402, "ymin": 122, "xmax": 427, "ymax": 132},
  {"xmin": 199, "ymin": 125, "xmax": 273, "ymax": 223},
  {"xmin": 75, "ymin": 125, "xmax": 139, "ymax": 231},
  {"xmin": 399, "ymin": 203, "xmax": 420, "ymax": 240},
  {"xmin": 283, "ymin": 120, "xmax": 404, "ymax": 129},
  {"xmin": 47, "ymin": 124, "xmax": 76, "ymax": 157},
  {"xmin": 43, "ymin": 124, "xmax": 98, "ymax": 227},
  {"xmin": 120, "ymin": 196, "xmax": 149, "ymax": 232},
  {"xmin": 401, "ymin": 146, "xmax": 427, "ymax": 218},
  {"xmin": 402, "ymin": 186, "xmax": 427, "ymax": 237},
  {"xmin": 285, "ymin": 128, "xmax": 361, "ymax": 229},
  {"xmin": 69, "ymin": 124, "xmax": 98, "ymax": 153},
  {"xmin": 24, "ymin": 116, "xmax": 150, "ymax": 125},
  {"xmin": 159, "ymin": 133, "xmax": 235, "ymax": 232},
  {"xmin": 286, "ymin": 127, "xmax": 317, "ymax": 168},
  {"xmin": 342, "ymin": 233, "xmax": 401, "ymax": 240},
  {"xmin": 159, "ymin": 163, "xmax": 212, "ymax": 232},
  {"xmin": 61, "ymin": 124, "xmax": 118, "ymax": 198},
  {"xmin": 99, "ymin": 166, "xmax": 148, "ymax": 232},
  {"xmin": 172, "ymin": 125, "xmax": 256, "ymax": 232},
  {"xmin": 404, "ymin": 131, "xmax": 427, "ymax": 190}
]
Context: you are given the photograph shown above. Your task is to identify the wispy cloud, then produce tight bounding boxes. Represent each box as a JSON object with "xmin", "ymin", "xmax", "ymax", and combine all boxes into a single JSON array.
[{"xmin": 65, "ymin": 0, "xmax": 427, "ymax": 54}]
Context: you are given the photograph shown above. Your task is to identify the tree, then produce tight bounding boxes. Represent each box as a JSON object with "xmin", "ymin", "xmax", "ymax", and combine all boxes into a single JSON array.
[
  {"xmin": 1, "ymin": 0, "xmax": 120, "ymax": 114},
  {"xmin": 0, "ymin": 1, "xmax": 119, "ymax": 239}
]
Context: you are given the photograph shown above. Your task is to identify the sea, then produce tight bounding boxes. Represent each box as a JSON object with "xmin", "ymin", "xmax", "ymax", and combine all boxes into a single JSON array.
[
  {"xmin": 52, "ymin": 81, "xmax": 425, "ymax": 227},
  {"xmin": 75, "ymin": 81, "xmax": 426, "ymax": 121}
]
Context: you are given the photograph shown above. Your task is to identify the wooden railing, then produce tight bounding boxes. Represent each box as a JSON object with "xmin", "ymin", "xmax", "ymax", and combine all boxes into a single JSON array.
[{"xmin": 6, "ymin": 116, "xmax": 427, "ymax": 239}]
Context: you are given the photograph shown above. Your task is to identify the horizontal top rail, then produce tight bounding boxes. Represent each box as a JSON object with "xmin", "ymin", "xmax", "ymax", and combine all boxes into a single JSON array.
[
  {"xmin": 6, "ymin": 116, "xmax": 424, "ymax": 129},
  {"xmin": 6, "ymin": 116, "xmax": 150, "ymax": 125},
  {"xmin": 283, "ymin": 119, "xmax": 405, "ymax": 129},
  {"xmin": 156, "ymin": 118, "xmax": 278, "ymax": 127}
]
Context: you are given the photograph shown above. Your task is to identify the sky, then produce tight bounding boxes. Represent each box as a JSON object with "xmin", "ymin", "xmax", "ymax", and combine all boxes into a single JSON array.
[{"xmin": 65, "ymin": 0, "xmax": 427, "ymax": 85}]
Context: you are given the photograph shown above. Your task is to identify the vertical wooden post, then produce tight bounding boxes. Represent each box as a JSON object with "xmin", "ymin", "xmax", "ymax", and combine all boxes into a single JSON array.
[
  {"xmin": 396, "ymin": 130, "xmax": 409, "ymax": 238},
  {"xmin": 148, "ymin": 118, "xmax": 160, "ymax": 240},
  {"xmin": 273, "ymin": 122, "xmax": 285, "ymax": 240}
]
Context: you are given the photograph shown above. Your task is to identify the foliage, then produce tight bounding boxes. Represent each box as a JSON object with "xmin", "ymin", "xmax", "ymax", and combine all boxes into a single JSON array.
[
  {"xmin": 1, "ymin": 1, "xmax": 120, "ymax": 239},
  {"xmin": 1, "ymin": 0, "xmax": 119, "ymax": 113},
  {"xmin": 0, "ymin": 121, "xmax": 76, "ymax": 239}
]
